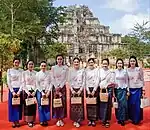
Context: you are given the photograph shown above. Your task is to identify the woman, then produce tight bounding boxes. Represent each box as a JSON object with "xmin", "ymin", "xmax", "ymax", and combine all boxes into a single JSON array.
[
  {"xmin": 51, "ymin": 54, "xmax": 68, "ymax": 127},
  {"xmin": 36, "ymin": 61, "xmax": 52, "ymax": 126},
  {"xmin": 99, "ymin": 58, "xmax": 114, "ymax": 128},
  {"xmin": 127, "ymin": 56, "xmax": 144, "ymax": 125},
  {"xmin": 68, "ymin": 57, "xmax": 85, "ymax": 128},
  {"xmin": 7, "ymin": 58, "xmax": 23, "ymax": 128},
  {"xmin": 114, "ymin": 59, "xmax": 129, "ymax": 126},
  {"xmin": 85, "ymin": 58, "xmax": 99, "ymax": 126},
  {"xmin": 22, "ymin": 60, "xmax": 37, "ymax": 127}
]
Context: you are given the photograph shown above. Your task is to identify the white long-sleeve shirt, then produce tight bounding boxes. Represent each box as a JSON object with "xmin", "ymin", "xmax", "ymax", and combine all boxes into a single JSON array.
[
  {"xmin": 22, "ymin": 70, "xmax": 37, "ymax": 94},
  {"xmin": 127, "ymin": 67, "xmax": 144, "ymax": 88},
  {"xmin": 7, "ymin": 68, "xmax": 23, "ymax": 92},
  {"xmin": 36, "ymin": 70, "xmax": 52, "ymax": 92},
  {"xmin": 85, "ymin": 68, "xmax": 99, "ymax": 92},
  {"xmin": 99, "ymin": 68, "xmax": 114, "ymax": 88},
  {"xmin": 114, "ymin": 69, "xmax": 128, "ymax": 89},
  {"xmin": 68, "ymin": 68, "xmax": 85, "ymax": 92},
  {"xmin": 51, "ymin": 65, "xmax": 68, "ymax": 88}
]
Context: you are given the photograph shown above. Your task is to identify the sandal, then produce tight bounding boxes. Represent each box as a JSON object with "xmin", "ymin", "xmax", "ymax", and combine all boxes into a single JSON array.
[
  {"xmin": 102, "ymin": 121, "xmax": 106, "ymax": 126},
  {"xmin": 16, "ymin": 122, "xmax": 20, "ymax": 127},
  {"xmin": 28, "ymin": 123, "xmax": 33, "ymax": 127},
  {"xmin": 12, "ymin": 122, "xmax": 16, "ymax": 128},
  {"xmin": 105, "ymin": 122, "xmax": 110, "ymax": 128}
]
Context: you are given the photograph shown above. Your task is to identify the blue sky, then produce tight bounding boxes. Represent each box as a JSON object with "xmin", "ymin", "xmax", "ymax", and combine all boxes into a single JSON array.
[{"xmin": 54, "ymin": 0, "xmax": 150, "ymax": 35}]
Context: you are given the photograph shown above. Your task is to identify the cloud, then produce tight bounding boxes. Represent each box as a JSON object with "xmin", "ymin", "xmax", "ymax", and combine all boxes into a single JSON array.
[
  {"xmin": 104, "ymin": 0, "xmax": 139, "ymax": 12},
  {"xmin": 110, "ymin": 13, "xmax": 149, "ymax": 35}
]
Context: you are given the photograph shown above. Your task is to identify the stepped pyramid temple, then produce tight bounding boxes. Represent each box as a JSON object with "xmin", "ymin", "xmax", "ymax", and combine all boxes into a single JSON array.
[{"xmin": 56, "ymin": 5, "xmax": 126, "ymax": 65}]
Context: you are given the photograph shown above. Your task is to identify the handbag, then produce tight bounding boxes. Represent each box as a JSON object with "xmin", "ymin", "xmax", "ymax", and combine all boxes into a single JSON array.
[
  {"xmin": 25, "ymin": 97, "xmax": 36, "ymax": 106},
  {"xmin": 53, "ymin": 98, "xmax": 63, "ymax": 108},
  {"xmin": 41, "ymin": 98, "xmax": 49, "ymax": 106},
  {"xmin": 100, "ymin": 88, "xmax": 109, "ymax": 102},
  {"xmin": 71, "ymin": 96, "xmax": 82, "ymax": 104},
  {"xmin": 140, "ymin": 97, "xmax": 150, "ymax": 108},
  {"xmin": 12, "ymin": 97, "xmax": 20, "ymax": 105},
  {"xmin": 86, "ymin": 97, "xmax": 97, "ymax": 104},
  {"xmin": 113, "ymin": 97, "xmax": 118, "ymax": 108}
]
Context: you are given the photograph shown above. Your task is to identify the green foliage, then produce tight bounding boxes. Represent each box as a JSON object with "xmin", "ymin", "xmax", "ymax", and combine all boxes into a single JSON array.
[
  {"xmin": 121, "ymin": 35, "xmax": 149, "ymax": 60},
  {"xmin": 44, "ymin": 42, "xmax": 68, "ymax": 59},
  {"xmin": 0, "ymin": 0, "xmax": 67, "ymax": 65},
  {"xmin": 107, "ymin": 48, "xmax": 128, "ymax": 59},
  {"xmin": 2, "ymin": 71, "xmax": 7, "ymax": 84},
  {"xmin": 131, "ymin": 21, "xmax": 150, "ymax": 42},
  {"xmin": 0, "ymin": 33, "xmax": 21, "ymax": 70}
]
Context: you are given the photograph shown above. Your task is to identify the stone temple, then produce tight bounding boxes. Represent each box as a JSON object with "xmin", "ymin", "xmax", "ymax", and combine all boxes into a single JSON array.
[{"xmin": 56, "ymin": 5, "xmax": 126, "ymax": 64}]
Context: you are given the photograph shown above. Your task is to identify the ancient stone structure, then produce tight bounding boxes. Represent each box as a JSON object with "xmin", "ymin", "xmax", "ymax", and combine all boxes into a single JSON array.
[{"xmin": 56, "ymin": 5, "xmax": 126, "ymax": 63}]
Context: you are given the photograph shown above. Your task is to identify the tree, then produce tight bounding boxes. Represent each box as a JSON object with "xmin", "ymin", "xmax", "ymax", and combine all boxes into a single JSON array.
[
  {"xmin": 0, "ymin": 33, "xmax": 20, "ymax": 70},
  {"xmin": 44, "ymin": 42, "xmax": 68, "ymax": 59},
  {"xmin": 131, "ymin": 21, "xmax": 150, "ymax": 43},
  {"xmin": 122, "ymin": 35, "xmax": 148, "ymax": 60},
  {"xmin": 0, "ymin": 0, "xmax": 67, "ymax": 65},
  {"xmin": 107, "ymin": 48, "xmax": 128, "ymax": 59}
]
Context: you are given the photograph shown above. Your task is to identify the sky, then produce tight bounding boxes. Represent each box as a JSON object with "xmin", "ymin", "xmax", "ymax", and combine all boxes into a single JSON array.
[{"xmin": 54, "ymin": 0, "xmax": 150, "ymax": 35}]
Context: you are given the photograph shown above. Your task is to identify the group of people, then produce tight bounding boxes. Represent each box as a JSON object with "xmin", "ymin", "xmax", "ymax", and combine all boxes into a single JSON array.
[{"xmin": 7, "ymin": 54, "xmax": 145, "ymax": 128}]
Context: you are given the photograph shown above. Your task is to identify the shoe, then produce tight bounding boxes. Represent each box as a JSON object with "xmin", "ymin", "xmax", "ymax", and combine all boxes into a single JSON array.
[
  {"xmin": 56, "ymin": 120, "xmax": 61, "ymax": 127},
  {"xmin": 59, "ymin": 120, "xmax": 64, "ymax": 126},
  {"xmin": 44, "ymin": 121, "xmax": 48, "ymax": 126},
  {"xmin": 105, "ymin": 122, "xmax": 110, "ymax": 128},
  {"xmin": 88, "ymin": 121, "xmax": 92, "ymax": 126},
  {"xmin": 75, "ymin": 122, "xmax": 80, "ymax": 128},
  {"xmin": 40, "ymin": 122, "xmax": 44, "ymax": 126},
  {"xmin": 132, "ymin": 121, "xmax": 139, "ymax": 125},
  {"xmin": 73, "ymin": 122, "xmax": 77, "ymax": 126},
  {"xmin": 28, "ymin": 123, "xmax": 33, "ymax": 127},
  {"xmin": 118, "ymin": 121, "xmax": 121, "ymax": 124},
  {"xmin": 92, "ymin": 121, "xmax": 96, "ymax": 127},
  {"xmin": 16, "ymin": 122, "xmax": 20, "ymax": 127},
  {"xmin": 120, "ymin": 121, "xmax": 125, "ymax": 126},
  {"xmin": 12, "ymin": 122, "xmax": 16, "ymax": 128}
]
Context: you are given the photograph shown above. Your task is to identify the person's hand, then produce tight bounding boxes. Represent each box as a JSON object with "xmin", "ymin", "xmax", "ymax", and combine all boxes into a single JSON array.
[
  {"xmin": 127, "ymin": 92, "xmax": 130, "ymax": 96},
  {"xmin": 16, "ymin": 91, "xmax": 20, "ymax": 97},
  {"xmin": 91, "ymin": 90, "xmax": 95, "ymax": 96},
  {"xmin": 28, "ymin": 92, "xmax": 32, "ymax": 97},
  {"xmin": 77, "ymin": 90, "xmax": 82, "ymax": 96},
  {"xmin": 72, "ymin": 90, "xmax": 76, "ymax": 96},
  {"xmin": 12, "ymin": 92, "xmax": 16, "ymax": 97},
  {"xmin": 31, "ymin": 92, "xmax": 35, "ymax": 97},
  {"xmin": 46, "ymin": 91, "xmax": 50, "ymax": 98}
]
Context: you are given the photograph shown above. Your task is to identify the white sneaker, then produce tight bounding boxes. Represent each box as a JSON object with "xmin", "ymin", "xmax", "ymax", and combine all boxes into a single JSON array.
[
  {"xmin": 56, "ymin": 121, "xmax": 60, "ymax": 127},
  {"xmin": 73, "ymin": 122, "xmax": 77, "ymax": 126},
  {"xmin": 75, "ymin": 122, "xmax": 80, "ymax": 128},
  {"xmin": 59, "ymin": 120, "xmax": 64, "ymax": 126}
]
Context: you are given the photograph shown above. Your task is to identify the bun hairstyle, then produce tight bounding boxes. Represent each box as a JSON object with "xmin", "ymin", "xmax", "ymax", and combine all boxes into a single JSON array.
[
  {"xmin": 40, "ymin": 61, "xmax": 47, "ymax": 65},
  {"xmin": 56, "ymin": 54, "xmax": 64, "ymax": 65},
  {"xmin": 102, "ymin": 58, "xmax": 109, "ymax": 65},
  {"xmin": 128, "ymin": 55, "xmax": 139, "ymax": 68},
  {"xmin": 116, "ymin": 58, "xmax": 124, "ymax": 69},
  {"xmin": 13, "ymin": 57, "xmax": 20, "ymax": 63},
  {"xmin": 73, "ymin": 57, "xmax": 80, "ymax": 62},
  {"xmin": 26, "ymin": 60, "xmax": 34, "ymax": 69},
  {"xmin": 88, "ymin": 58, "xmax": 95, "ymax": 63}
]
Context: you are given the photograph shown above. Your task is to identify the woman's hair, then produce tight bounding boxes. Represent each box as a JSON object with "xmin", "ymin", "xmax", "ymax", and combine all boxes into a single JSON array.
[
  {"xmin": 73, "ymin": 57, "xmax": 80, "ymax": 62},
  {"xmin": 88, "ymin": 58, "xmax": 95, "ymax": 63},
  {"xmin": 116, "ymin": 58, "xmax": 124, "ymax": 69},
  {"xmin": 40, "ymin": 61, "xmax": 47, "ymax": 65},
  {"xmin": 13, "ymin": 57, "xmax": 20, "ymax": 63},
  {"xmin": 102, "ymin": 58, "xmax": 109, "ymax": 65},
  {"xmin": 56, "ymin": 54, "xmax": 64, "ymax": 65},
  {"xmin": 26, "ymin": 60, "xmax": 34, "ymax": 69},
  {"xmin": 128, "ymin": 56, "xmax": 139, "ymax": 68}
]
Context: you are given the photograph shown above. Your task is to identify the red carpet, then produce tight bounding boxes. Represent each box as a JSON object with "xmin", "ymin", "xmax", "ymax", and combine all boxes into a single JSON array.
[{"xmin": 0, "ymin": 82, "xmax": 150, "ymax": 130}]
